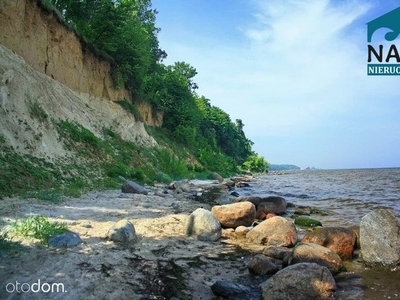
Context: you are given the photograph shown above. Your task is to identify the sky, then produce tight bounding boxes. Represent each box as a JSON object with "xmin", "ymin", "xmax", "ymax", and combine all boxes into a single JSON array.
[{"xmin": 151, "ymin": 0, "xmax": 400, "ymax": 169}]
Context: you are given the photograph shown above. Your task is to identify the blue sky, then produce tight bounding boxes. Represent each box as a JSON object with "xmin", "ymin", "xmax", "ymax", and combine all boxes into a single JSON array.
[{"xmin": 151, "ymin": 0, "xmax": 400, "ymax": 169}]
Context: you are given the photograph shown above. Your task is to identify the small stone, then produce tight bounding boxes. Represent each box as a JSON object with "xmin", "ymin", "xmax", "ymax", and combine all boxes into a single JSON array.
[
  {"xmin": 248, "ymin": 254, "xmax": 279, "ymax": 275},
  {"xmin": 108, "ymin": 219, "xmax": 137, "ymax": 243},
  {"xmin": 48, "ymin": 231, "xmax": 82, "ymax": 248}
]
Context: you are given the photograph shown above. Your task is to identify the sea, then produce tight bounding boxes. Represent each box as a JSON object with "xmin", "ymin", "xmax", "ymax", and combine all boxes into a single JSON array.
[
  {"xmin": 247, "ymin": 168, "xmax": 400, "ymax": 299},
  {"xmin": 250, "ymin": 168, "xmax": 400, "ymax": 227}
]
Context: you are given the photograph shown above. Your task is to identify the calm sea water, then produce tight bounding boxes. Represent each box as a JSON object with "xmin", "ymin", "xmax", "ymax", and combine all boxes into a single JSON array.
[
  {"xmin": 246, "ymin": 168, "xmax": 400, "ymax": 299},
  {"xmin": 249, "ymin": 168, "xmax": 400, "ymax": 227}
]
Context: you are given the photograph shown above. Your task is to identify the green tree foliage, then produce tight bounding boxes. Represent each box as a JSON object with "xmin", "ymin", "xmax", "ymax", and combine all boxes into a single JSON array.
[
  {"xmin": 242, "ymin": 154, "xmax": 269, "ymax": 173},
  {"xmin": 48, "ymin": 0, "xmax": 166, "ymax": 98},
  {"xmin": 44, "ymin": 0, "xmax": 266, "ymax": 174}
]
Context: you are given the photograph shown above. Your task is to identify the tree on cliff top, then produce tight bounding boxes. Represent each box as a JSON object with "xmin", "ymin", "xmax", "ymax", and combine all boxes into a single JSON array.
[{"xmin": 47, "ymin": 0, "xmax": 166, "ymax": 98}]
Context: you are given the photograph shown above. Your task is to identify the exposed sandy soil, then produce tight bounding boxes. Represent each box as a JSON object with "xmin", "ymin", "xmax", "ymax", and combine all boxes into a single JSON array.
[{"xmin": 0, "ymin": 180, "xmax": 265, "ymax": 300}]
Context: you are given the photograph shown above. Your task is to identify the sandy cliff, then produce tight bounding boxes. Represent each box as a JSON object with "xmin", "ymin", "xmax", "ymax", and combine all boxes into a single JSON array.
[{"xmin": 0, "ymin": 0, "xmax": 162, "ymax": 126}]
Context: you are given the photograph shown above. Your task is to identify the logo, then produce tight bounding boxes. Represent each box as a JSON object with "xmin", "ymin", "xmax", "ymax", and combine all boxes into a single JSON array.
[{"xmin": 367, "ymin": 7, "xmax": 400, "ymax": 75}]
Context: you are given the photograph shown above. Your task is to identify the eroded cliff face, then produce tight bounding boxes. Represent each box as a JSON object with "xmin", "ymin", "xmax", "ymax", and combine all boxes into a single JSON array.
[{"xmin": 0, "ymin": 0, "xmax": 162, "ymax": 126}]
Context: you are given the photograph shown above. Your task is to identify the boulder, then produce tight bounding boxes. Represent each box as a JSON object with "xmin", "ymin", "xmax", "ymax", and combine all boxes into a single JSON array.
[
  {"xmin": 121, "ymin": 180, "xmax": 148, "ymax": 195},
  {"xmin": 246, "ymin": 216, "xmax": 297, "ymax": 247},
  {"xmin": 48, "ymin": 231, "xmax": 82, "ymax": 248},
  {"xmin": 211, "ymin": 280, "xmax": 252, "ymax": 298},
  {"xmin": 263, "ymin": 246, "xmax": 292, "ymax": 260},
  {"xmin": 260, "ymin": 262, "xmax": 336, "ymax": 300},
  {"xmin": 108, "ymin": 219, "xmax": 138, "ymax": 243},
  {"xmin": 301, "ymin": 227, "xmax": 357, "ymax": 260},
  {"xmin": 248, "ymin": 254, "xmax": 279, "ymax": 275},
  {"xmin": 211, "ymin": 202, "xmax": 256, "ymax": 228},
  {"xmin": 235, "ymin": 196, "xmax": 286, "ymax": 214},
  {"xmin": 360, "ymin": 209, "xmax": 400, "ymax": 268},
  {"xmin": 288, "ymin": 242, "xmax": 344, "ymax": 275},
  {"xmin": 258, "ymin": 196, "xmax": 287, "ymax": 214},
  {"xmin": 185, "ymin": 208, "xmax": 221, "ymax": 242}
]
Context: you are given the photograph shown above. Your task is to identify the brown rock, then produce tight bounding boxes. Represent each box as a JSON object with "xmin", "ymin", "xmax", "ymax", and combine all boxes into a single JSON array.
[
  {"xmin": 246, "ymin": 216, "xmax": 297, "ymax": 247},
  {"xmin": 255, "ymin": 210, "xmax": 267, "ymax": 220},
  {"xmin": 288, "ymin": 242, "xmax": 344, "ymax": 275},
  {"xmin": 301, "ymin": 227, "xmax": 357, "ymax": 260},
  {"xmin": 263, "ymin": 246, "xmax": 292, "ymax": 260},
  {"xmin": 266, "ymin": 213, "xmax": 277, "ymax": 219},
  {"xmin": 211, "ymin": 202, "xmax": 256, "ymax": 228},
  {"xmin": 248, "ymin": 254, "xmax": 279, "ymax": 275}
]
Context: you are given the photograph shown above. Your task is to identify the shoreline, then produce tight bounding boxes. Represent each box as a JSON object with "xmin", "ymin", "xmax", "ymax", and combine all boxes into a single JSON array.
[{"xmin": 1, "ymin": 178, "xmax": 400, "ymax": 299}]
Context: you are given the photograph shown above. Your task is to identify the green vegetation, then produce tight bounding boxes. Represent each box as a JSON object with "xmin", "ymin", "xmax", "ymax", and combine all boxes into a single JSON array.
[
  {"xmin": 0, "ymin": 231, "xmax": 23, "ymax": 256},
  {"xmin": 0, "ymin": 1, "xmax": 269, "ymax": 199},
  {"xmin": 12, "ymin": 215, "xmax": 68, "ymax": 244},
  {"xmin": 42, "ymin": 0, "xmax": 266, "ymax": 169}
]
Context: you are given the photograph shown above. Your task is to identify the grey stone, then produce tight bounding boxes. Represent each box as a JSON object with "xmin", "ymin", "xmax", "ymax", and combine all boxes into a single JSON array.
[
  {"xmin": 246, "ymin": 216, "xmax": 297, "ymax": 247},
  {"xmin": 121, "ymin": 180, "xmax": 148, "ymax": 195},
  {"xmin": 260, "ymin": 262, "xmax": 336, "ymax": 300},
  {"xmin": 211, "ymin": 280, "xmax": 252, "ymax": 298},
  {"xmin": 48, "ymin": 231, "xmax": 82, "ymax": 248},
  {"xmin": 185, "ymin": 208, "xmax": 221, "ymax": 242},
  {"xmin": 248, "ymin": 254, "xmax": 279, "ymax": 275},
  {"xmin": 108, "ymin": 219, "xmax": 137, "ymax": 243},
  {"xmin": 360, "ymin": 209, "xmax": 400, "ymax": 268}
]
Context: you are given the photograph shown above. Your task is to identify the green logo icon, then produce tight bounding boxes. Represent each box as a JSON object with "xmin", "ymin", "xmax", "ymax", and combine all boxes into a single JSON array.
[{"xmin": 367, "ymin": 7, "xmax": 400, "ymax": 42}]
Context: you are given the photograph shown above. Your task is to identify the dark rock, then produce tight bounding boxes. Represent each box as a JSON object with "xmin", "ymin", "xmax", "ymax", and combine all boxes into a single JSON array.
[
  {"xmin": 257, "ymin": 196, "xmax": 287, "ymax": 214},
  {"xmin": 260, "ymin": 262, "xmax": 336, "ymax": 300},
  {"xmin": 288, "ymin": 242, "xmax": 344, "ymax": 275},
  {"xmin": 360, "ymin": 209, "xmax": 400, "ymax": 268},
  {"xmin": 185, "ymin": 208, "xmax": 221, "ymax": 242},
  {"xmin": 108, "ymin": 219, "xmax": 137, "ymax": 243},
  {"xmin": 211, "ymin": 202, "xmax": 256, "ymax": 228},
  {"xmin": 301, "ymin": 227, "xmax": 356, "ymax": 260},
  {"xmin": 246, "ymin": 216, "xmax": 297, "ymax": 247},
  {"xmin": 48, "ymin": 231, "xmax": 82, "ymax": 248},
  {"xmin": 121, "ymin": 180, "xmax": 148, "ymax": 195},
  {"xmin": 263, "ymin": 246, "xmax": 292, "ymax": 260},
  {"xmin": 211, "ymin": 280, "xmax": 252, "ymax": 298},
  {"xmin": 248, "ymin": 254, "xmax": 279, "ymax": 275}
]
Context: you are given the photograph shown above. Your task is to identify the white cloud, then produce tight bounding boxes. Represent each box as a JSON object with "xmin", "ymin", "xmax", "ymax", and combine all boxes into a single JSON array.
[{"xmin": 157, "ymin": 0, "xmax": 400, "ymax": 168}]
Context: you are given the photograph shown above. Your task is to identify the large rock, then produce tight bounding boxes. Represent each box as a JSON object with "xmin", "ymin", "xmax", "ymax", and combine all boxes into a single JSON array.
[
  {"xmin": 48, "ymin": 231, "xmax": 82, "ymax": 248},
  {"xmin": 211, "ymin": 280, "xmax": 252, "ymax": 298},
  {"xmin": 235, "ymin": 196, "xmax": 287, "ymax": 214},
  {"xmin": 211, "ymin": 202, "xmax": 256, "ymax": 228},
  {"xmin": 260, "ymin": 262, "xmax": 336, "ymax": 300},
  {"xmin": 246, "ymin": 216, "xmax": 297, "ymax": 247},
  {"xmin": 185, "ymin": 208, "xmax": 221, "ymax": 242},
  {"xmin": 258, "ymin": 196, "xmax": 287, "ymax": 214},
  {"xmin": 263, "ymin": 246, "xmax": 293, "ymax": 260},
  {"xmin": 301, "ymin": 227, "xmax": 357, "ymax": 260},
  {"xmin": 288, "ymin": 242, "xmax": 343, "ymax": 275},
  {"xmin": 360, "ymin": 209, "xmax": 400, "ymax": 268},
  {"xmin": 121, "ymin": 180, "xmax": 148, "ymax": 195},
  {"xmin": 108, "ymin": 219, "xmax": 138, "ymax": 243},
  {"xmin": 248, "ymin": 254, "xmax": 279, "ymax": 275}
]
